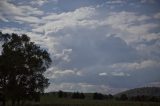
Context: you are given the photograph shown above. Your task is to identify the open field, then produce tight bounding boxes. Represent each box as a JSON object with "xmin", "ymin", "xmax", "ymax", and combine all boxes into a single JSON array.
[
  {"xmin": 24, "ymin": 95, "xmax": 160, "ymax": 106},
  {"xmin": 4, "ymin": 93, "xmax": 160, "ymax": 106},
  {"xmin": 28, "ymin": 100, "xmax": 160, "ymax": 106}
]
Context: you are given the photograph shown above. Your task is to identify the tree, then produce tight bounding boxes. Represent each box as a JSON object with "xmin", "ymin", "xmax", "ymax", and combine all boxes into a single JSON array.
[
  {"xmin": 79, "ymin": 93, "xmax": 85, "ymax": 99},
  {"xmin": 57, "ymin": 90, "xmax": 68, "ymax": 98},
  {"xmin": 93, "ymin": 93, "xmax": 104, "ymax": 100},
  {"xmin": 72, "ymin": 92, "xmax": 79, "ymax": 99},
  {"xmin": 58, "ymin": 90, "xmax": 63, "ymax": 98},
  {"xmin": 0, "ymin": 91, "xmax": 5, "ymax": 106},
  {"xmin": 120, "ymin": 94, "xmax": 128, "ymax": 101},
  {"xmin": 108, "ymin": 94, "xmax": 113, "ymax": 99},
  {"xmin": 0, "ymin": 32, "xmax": 52, "ymax": 106},
  {"xmin": 71, "ymin": 92, "xmax": 85, "ymax": 99}
]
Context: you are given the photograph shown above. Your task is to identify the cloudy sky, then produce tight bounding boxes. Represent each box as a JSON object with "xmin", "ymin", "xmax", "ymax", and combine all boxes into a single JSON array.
[{"xmin": 0, "ymin": 0, "xmax": 160, "ymax": 94}]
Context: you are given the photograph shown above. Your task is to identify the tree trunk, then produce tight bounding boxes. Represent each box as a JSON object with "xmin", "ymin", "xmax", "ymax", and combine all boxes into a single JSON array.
[
  {"xmin": 1, "ymin": 95, "xmax": 6, "ymax": 106},
  {"xmin": 2, "ymin": 100, "xmax": 6, "ymax": 106},
  {"xmin": 17, "ymin": 99, "xmax": 20, "ymax": 106},
  {"xmin": 11, "ymin": 99, "xmax": 15, "ymax": 106},
  {"xmin": 21, "ymin": 100, "xmax": 25, "ymax": 106}
]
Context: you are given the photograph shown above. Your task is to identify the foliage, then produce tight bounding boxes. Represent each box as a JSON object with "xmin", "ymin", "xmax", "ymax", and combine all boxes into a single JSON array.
[
  {"xmin": 93, "ymin": 93, "xmax": 104, "ymax": 100},
  {"xmin": 72, "ymin": 92, "xmax": 85, "ymax": 99},
  {"xmin": 39, "ymin": 93, "xmax": 160, "ymax": 106},
  {"xmin": 0, "ymin": 32, "xmax": 52, "ymax": 106},
  {"xmin": 58, "ymin": 90, "xmax": 68, "ymax": 98},
  {"xmin": 120, "ymin": 94, "xmax": 128, "ymax": 101}
]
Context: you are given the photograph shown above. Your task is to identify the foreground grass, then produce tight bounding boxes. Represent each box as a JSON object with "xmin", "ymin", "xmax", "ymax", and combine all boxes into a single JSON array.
[
  {"xmin": 5, "ymin": 95, "xmax": 159, "ymax": 106},
  {"xmin": 27, "ymin": 101, "xmax": 160, "ymax": 106},
  {"xmin": 31, "ymin": 95, "xmax": 160, "ymax": 106}
]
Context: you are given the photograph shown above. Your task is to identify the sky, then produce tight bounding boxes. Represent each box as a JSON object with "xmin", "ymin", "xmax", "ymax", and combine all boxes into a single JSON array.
[{"xmin": 0, "ymin": 0, "xmax": 160, "ymax": 94}]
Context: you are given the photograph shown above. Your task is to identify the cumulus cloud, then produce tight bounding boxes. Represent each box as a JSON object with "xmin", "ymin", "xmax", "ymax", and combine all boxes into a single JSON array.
[
  {"xmin": 104, "ymin": 11, "xmax": 159, "ymax": 43},
  {"xmin": 54, "ymin": 49, "xmax": 72, "ymax": 62},
  {"xmin": 105, "ymin": 0, "xmax": 126, "ymax": 4},
  {"xmin": 1, "ymin": 0, "xmax": 160, "ymax": 94},
  {"xmin": 33, "ymin": 7, "xmax": 160, "ymax": 44},
  {"xmin": 33, "ymin": 7, "xmax": 96, "ymax": 33},
  {"xmin": 110, "ymin": 60, "xmax": 160, "ymax": 71},
  {"xmin": 99, "ymin": 72, "xmax": 108, "ymax": 76},
  {"xmin": 154, "ymin": 12, "xmax": 160, "ymax": 19},
  {"xmin": 140, "ymin": 0, "xmax": 156, "ymax": 4},
  {"xmin": 45, "ymin": 67, "xmax": 77, "ymax": 79},
  {"xmin": 0, "ymin": 0, "xmax": 43, "ymax": 24},
  {"xmin": 111, "ymin": 72, "xmax": 130, "ymax": 77},
  {"xmin": 30, "ymin": 0, "xmax": 58, "ymax": 6},
  {"xmin": 45, "ymin": 82, "xmax": 127, "ymax": 94}
]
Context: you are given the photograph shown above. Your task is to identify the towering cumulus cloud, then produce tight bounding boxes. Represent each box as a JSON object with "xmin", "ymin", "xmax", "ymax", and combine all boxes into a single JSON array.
[{"xmin": 0, "ymin": 0, "xmax": 160, "ymax": 94}]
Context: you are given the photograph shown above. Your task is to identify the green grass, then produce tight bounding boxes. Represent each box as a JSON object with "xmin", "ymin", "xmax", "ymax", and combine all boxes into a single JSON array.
[
  {"xmin": 5, "ymin": 94, "xmax": 159, "ymax": 106},
  {"xmin": 35, "ymin": 95, "xmax": 160, "ymax": 106}
]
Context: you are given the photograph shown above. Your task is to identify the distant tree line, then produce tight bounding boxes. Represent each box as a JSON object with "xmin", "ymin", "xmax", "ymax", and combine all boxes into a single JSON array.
[
  {"xmin": 57, "ymin": 90, "xmax": 85, "ymax": 99},
  {"xmin": 93, "ymin": 93, "xmax": 160, "ymax": 102},
  {"xmin": 72, "ymin": 92, "xmax": 85, "ymax": 99},
  {"xmin": 47, "ymin": 90, "xmax": 160, "ymax": 102},
  {"xmin": 93, "ymin": 93, "xmax": 113, "ymax": 100}
]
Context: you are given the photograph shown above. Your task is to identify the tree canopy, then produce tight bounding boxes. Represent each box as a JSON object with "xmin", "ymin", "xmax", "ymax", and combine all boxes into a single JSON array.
[{"xmin": 0, "ymin": 32, "xmax": 52, "ymax": 106}]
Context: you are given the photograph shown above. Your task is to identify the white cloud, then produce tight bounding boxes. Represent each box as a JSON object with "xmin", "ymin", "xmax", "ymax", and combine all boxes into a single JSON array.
[
  {"xmin": 14, "ymin": 16, "xmax": 41, "ymax": 24},
  {"xmin": 106, "ymin": 0, "xmax": 126, "ymax": 4},
  {"xmin": 45, "ymin": 82, "xmax": 127, "ymax": 94},
  {"xmin": 1, "ymin": 1, "xmax": 160, "ymax": 94},
  {"xmin": 0, "ymin": 15, "xmax": 9, "ymax": 22},
  {"xmin": 140, "ymin": 0, "xmax": 155, "ymax": 3},
  {"xmin": 33, "ymin": 9, "xmax": 159, "ymax": 44},
  {"xmin": 44, "ymin": 67, "xmax": 82, "ymax": 79},
  {"xmin": 104, "ymin": 11, "xmax": 159, "ymax": 43},
  {"xmin": 0, "ymin": 0, "xmax": 43, "ymax": 24},
  {"xmin": 99, "ymin": 72, "xmax": 108, "ymax": 76},
  {"xmin": 154, "ymin": 12, "xmax": 160, "ymax": 19},
  {"xmin": 43, "ymin": 7, "xmax": 95, "ymax": 20},
  {"xmin": 30, "ymin": 0, "xmax": 48, "ymax": 6},
  {"xmin": 27, "ymin": 5, "xmax": 159, "ymax": 46},
  {"xmin": 110, "ymin": 60, "xmax": 160, "ymax": 71},
  {"xmin": 30, "ymin": 0, "xmax": 58, "ymax": 6},
  {"xmin": 0, "ymin": 0, "xmax": 22, "ymax": 16},
  {"xmin": 54, "ymin": 49, "xmax": 72, "ymax": 62},
  {"xmin": 135, "ymin": 39, "xmax": 160, "ymax": 59},
  {"xmin": 111, "ymin": 72, "xmax": 130, "ymax": 77},
  {"xmin": 32, "ymin": 7, "xmax": 96, "ymax": 33},
  {"xmin": 18, "ymin": 5, "xmax": 43, "ymax": 16}
]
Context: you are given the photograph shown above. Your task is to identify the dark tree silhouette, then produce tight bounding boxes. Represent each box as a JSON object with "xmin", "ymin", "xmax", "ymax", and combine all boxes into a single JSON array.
[
  {"xmin": 80, "ymin": 93, "xmax": 85, "ymax": 99},
  {"xmin": 120, "ymin": 94, "xmax": 128, "ymax": 101},
  {"xmin": 0, "ymin": 91, "xmax": 5, "ymax": 106},
  {"xmin": 57, "ymin": 90, "xmax": 68, "ymax": 98},
  {"xmin": 93, "ymin": 93, "xmax": 104, "ymax": 100},
  {"xmin": 0, "ymin": 32, "xmax": 51, "ymax": 106},
  {"xmin": 58, "ymin": 90, "xmax": 64, "ymax": 98},
  {"xmin": 72, "ymin": 92, "xmax": 79, "ymax": 99},
  {"xmin": 72, "ymin": 92, "xmax": 85, "ymax": 99},
  {"xmin": 108, "ymin": 94, "xmax": 113, "ymax": 99}
]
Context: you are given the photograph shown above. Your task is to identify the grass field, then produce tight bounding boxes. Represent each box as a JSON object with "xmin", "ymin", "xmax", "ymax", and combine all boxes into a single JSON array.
[
  {"xmin": 25, "ymin": 94, "xmax": 160, "ymax": 106},
  {"xmin": 4, "ymin": 93, "xmax": 160, "ymax": 106},
  {"xmin": 5, "ymin": 97, "xmax": 160, "ymax": 106}
]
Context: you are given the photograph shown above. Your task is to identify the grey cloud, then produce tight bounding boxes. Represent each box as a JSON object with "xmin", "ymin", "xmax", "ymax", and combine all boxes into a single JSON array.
[
  {"xmin": 1, "ymin": 0, "xmax": 160, "ymax": 94},
  {"xmin": 45, "ymin": 82, "xmax": 127, "ymax": 94},
  {"xmin": 0, "ymin": 0, "xmax": 43, "ymax": 25}
]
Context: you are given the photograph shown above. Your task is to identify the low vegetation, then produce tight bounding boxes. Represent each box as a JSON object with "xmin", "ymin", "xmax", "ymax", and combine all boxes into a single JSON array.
[{"xmin": 30, "ymin": 89, "xmax": 160, "ymax": 106}]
